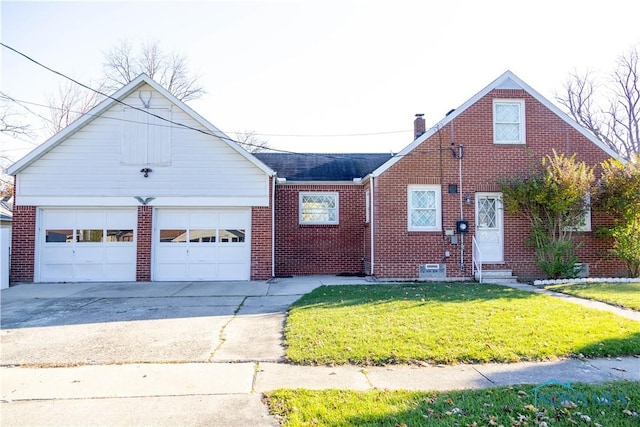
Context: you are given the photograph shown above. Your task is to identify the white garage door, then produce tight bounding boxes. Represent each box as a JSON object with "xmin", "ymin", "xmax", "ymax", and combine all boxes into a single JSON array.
[
  {"xmin": 39, "ymin": 209, "xmax": 137, "ymax": 282},
  {"xmin": 154, "ymin": 209, "xmax": 251, "ymax": 281}
]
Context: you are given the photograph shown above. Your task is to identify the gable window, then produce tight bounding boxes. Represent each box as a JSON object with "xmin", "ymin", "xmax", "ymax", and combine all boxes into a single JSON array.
[
  {"xmin": 121, "ymin": 107, "xmax": 172, "ymax": 165},
  {"xmin": 408, "ymin": 185, "xmax": 441, "ymax": 231},
  {"xmin": 493, "ymin": 100, "xmax": 525, "ymax": 144},
  {"xmin": 300, "ymin": 192, "xmax": 339, "ymax": 225}
]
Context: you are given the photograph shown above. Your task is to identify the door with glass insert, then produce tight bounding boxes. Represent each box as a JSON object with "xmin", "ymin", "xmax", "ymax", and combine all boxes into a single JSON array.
[{"xmin": 475, "ymin": 193, "xmax": 503, "ymax": 262}]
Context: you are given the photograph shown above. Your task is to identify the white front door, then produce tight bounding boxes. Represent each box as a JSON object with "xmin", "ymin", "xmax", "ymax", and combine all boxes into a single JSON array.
[
  {"xmin": 475, "ymin": 193, "xmax": 503, "ymax": 263},
  {"xmin": 154, "ymin": 209, "xmax": 251, "ymax": 281}
]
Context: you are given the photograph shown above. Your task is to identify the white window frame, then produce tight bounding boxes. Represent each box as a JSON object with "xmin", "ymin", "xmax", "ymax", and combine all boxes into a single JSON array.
[
  {"xmin": 407, "ymin": 185, "xmax": 442, "ymax": 231},
  {"xmin": 493, "ymin": 99, "xmax": 525, "ymax": 145},
  {"xmin": 564, "ymin": 193, "xmax": 592, "ymax": 232},
  {"xmin": 299, "ymin": 192, "xmax": 339, "ymax": 225}
]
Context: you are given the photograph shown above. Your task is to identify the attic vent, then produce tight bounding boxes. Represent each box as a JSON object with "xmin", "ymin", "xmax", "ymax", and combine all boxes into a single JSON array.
[{"xmin": 419, "ymin": 263, "xmax": 446, "ymax": 279}]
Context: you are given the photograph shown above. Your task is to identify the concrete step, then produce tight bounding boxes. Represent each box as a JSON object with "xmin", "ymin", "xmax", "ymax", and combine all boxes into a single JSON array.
[{"xmin": 476, "ymin": 269, "xmax": 518, "ymax": 284}]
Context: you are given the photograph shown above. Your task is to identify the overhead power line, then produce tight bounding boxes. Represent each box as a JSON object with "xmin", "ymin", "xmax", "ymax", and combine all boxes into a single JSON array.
[{"xmin": 0, "ymin": 42, "xmax": 433, "ymax": 161}]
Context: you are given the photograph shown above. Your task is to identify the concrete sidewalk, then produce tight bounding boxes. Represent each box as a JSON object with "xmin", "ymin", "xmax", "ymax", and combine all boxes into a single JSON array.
[
  {"xmin": 2, "ymin": 357, "xmax": 638, "ymax": 426},
  {"xmin": 1, "ymin": 276, "xmax": 639, "ymax": 426}
]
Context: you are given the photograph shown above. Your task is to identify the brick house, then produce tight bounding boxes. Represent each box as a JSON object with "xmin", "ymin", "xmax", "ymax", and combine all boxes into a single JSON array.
[{"xmin": 7, "ymin": 71, "xmax": 625, "ymax": 284}]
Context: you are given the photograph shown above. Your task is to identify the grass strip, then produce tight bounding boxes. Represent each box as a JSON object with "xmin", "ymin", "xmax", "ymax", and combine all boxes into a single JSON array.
[
  {"xmin": 544, "ymin": 282, "xmax": 640, "ymax": 311},
  {"xmin": 284, "ymin": 283, "xmax": 640, "ymax": 365},
  {"xmin": 265, "ymin": 381, "xmax": 640, "ymax": 426}
]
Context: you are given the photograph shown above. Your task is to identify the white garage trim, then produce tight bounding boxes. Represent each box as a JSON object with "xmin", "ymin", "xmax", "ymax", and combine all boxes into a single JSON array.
[
  {"xmin": 37, "ymin": 208, "xmax": 137, "ymax": 283},
  {"xmin": 153, "ymin": 208, "xmax": 251, "ymax": 281}
]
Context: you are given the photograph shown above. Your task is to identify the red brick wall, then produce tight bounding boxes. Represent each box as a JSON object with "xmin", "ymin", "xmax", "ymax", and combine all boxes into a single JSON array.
[
  {"xmin": 251, "ymin": 177, "xmax": 274, "ymax": 280},
  {"xmin": 9, "ymin": 205, "xmax": 36, "ymax": 283},
  {"xmin": 370, "ymin": 88, "xmax": 626, "ymax": 280},
  {"xmin": 136, "ymin": 206, "xmax": 152, "ymax": 281},
  {"xmin": 274, "ymin": 184, "xmax": 365, "ymax": 276}
]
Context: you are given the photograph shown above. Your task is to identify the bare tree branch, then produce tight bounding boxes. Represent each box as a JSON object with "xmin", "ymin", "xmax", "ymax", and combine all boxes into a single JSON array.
[
  {"xmin": 233, "ymin": 130, "xmax": 271, "ymax": 153},
  {"xmin": 0, "ymin": 100, "xmax": 34, "ymax": 138},
  {"xmin": 102, "ymin": 40, "xmax": 205, "ymax": 102},
  {"xmin": 46, "ymin": 80, "xmax": 105, "ymax": 134},
  {"xmin": 46, "ymin": 40, "xmax": 206, "ymax": 137},
  {"xmin": 557, "ymin": 45, "xmax": 640, "ymax": 159}
]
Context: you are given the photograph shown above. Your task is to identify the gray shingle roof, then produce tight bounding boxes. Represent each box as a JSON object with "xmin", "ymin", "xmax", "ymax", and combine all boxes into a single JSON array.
[{"xmin": 254, "ymin": 153, "xmax": 392, "ymax": 181}]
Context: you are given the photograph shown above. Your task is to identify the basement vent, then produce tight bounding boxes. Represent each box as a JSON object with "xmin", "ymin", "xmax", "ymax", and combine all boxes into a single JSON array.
[
  {"xmin": 419, "ymin": 263, "xmax": 446, "ymax": 279},
  {"xmin": 573, "ymin": 263, "xmax": 589, "ymax": 278}
]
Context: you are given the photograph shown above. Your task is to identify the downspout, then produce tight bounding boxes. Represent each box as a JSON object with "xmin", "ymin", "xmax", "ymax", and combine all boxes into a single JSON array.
[
  {"xmin": 370, "ymin": 176, "xmax": 375, "ymax": 277},
  {"xmin": 458, "ymin": 145, "xmax": 464, "ymax": 272},
  {"xmin": 271, "ymin": 174, "xmax": 276, "ymax": 278}
]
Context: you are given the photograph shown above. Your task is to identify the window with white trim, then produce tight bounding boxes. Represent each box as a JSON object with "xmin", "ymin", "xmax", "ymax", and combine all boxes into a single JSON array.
[
  {"xmin": 408, "ymin": 185, "xmax": 441, "ymax": 231},
  {"xmin": 564, "ymin": 193, "xmax": 592, "ymax": 232},
  {"xmin": 493, "ymin": 100, "xmax": 525, "ymax": 144},
  {"xmin": 300, "ymin": 192, "xmax": 339, "ymax": 224}
]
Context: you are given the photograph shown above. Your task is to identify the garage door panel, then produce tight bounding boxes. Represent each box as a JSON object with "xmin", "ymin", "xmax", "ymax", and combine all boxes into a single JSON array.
[
  {"xmin": 154, "ymin": 209, "xmax": 250, "ymax": 281},
  {"xmin": 105, "ymin": 246, "xmax": 136, "ymax": 263},
  {"xmin": 187, "ymin": 263, "xmax": 218, "ymax": 280},
  {"xmin": 39, "ymin": 209, "xmax": 136, "ymax": 283},
  {"xmin": 218, "ymin": 263, "xmax": 245, "ymax": 280},
  {"xmin": 75, "ymin": 264, "xmax": 104, "ymax": 281},
  {"xmin": 105, "ymin": 264, "xmax": 136, "ymax": 281},
  {"xmin": 189, "ymin": 211, "xmax": 219, "ymax": 227},
  {"xmin": 41, "ymin": 264, "xmax": 74, "ymax": 282},
  {"xmin": 41, "ymin": 246, "xmax": 74, "ymax": 262},
  {"xmin": 218, "ymin": 245, "xmax": 246, "ymax": 261},
  {"xmin": 74, "ymin": 246, "xmax": 104, "ymax": 262},
  {"xmin": 155, "ymin": 263, "xmax": 188, "ymax": 281}
]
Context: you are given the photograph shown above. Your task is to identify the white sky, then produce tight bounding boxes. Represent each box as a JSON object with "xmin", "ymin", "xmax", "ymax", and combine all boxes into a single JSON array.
[{"xmin": 1, "ymin": 0, "xmax": 639, "ymax": 166}]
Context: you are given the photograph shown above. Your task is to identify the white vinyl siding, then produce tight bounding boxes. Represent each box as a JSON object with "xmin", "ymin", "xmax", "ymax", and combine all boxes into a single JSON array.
[
  {"xmin": 493, "ymin": 100, "xmax": 525, "ymax": 144},
  {"xmin": 299, "ymin": 192, "xmax": 339, "ymax": 225},
  {"xmin": 121, "ymin": 107, "xmax": 172, "ymax": 165},
  {"xmin": 14, "ymin": 83, "xmax": 270, "ymax": 207},
  {"xmin": 408, "ymin": 185, "xmax": 441, "ymax": 231}
]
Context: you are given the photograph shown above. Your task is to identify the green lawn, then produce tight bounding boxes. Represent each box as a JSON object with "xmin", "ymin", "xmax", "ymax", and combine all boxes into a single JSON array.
[
  {"xmin": 544, "ymin": 282, "xmax": 640, "ymax": 311},
  {"xmin": 265, "ymin": 382, "xmax": 640, "ymax": 426},
  {"xmin": 284, "ymin": 284, "xmax": 640, "ymax": 365}
]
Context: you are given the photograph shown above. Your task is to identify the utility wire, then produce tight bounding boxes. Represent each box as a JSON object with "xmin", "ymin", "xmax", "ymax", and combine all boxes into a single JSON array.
[{"xmin": 1, "ymin": 42, "xmax": 433, "ymax": 161}]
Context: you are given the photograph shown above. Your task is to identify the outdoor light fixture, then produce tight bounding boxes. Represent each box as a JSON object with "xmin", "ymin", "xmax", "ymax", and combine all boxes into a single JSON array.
[
  {"xmin": 140, "ymin": 168, "xmax": 152, "ymax": 177},
  {"xmin": 464, "ymin": 194, "xmax": 471, "ymax": 204}
]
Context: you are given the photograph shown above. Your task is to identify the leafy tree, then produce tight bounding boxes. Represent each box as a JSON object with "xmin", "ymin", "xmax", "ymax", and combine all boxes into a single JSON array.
[
  {"xmin": 500, "ymin": 151, "xmax": 595, "ymax": 279},
  {"xmin": 595, "ymin": 155, "xmax": 640, "ymax": 276},
  {"xmin": 557, "ymin": 45, "xmax": 639, "ymax": 160}
]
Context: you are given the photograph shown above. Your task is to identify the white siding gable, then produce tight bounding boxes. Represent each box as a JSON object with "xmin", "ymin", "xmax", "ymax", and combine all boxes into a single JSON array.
[
  {"xmin": 121, "ymin": 107, "xmax": 172, "ymax": 165},
  {"xmin": 14, "ymin": 83, "xmax": 271, "ymax": 207}
]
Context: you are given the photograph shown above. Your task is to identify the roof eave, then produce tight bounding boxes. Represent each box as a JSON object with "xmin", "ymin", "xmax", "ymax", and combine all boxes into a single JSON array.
[
  {"xmin": 7, "ymin": 74, "xmax": 275, "ymax": 177},
  {"xmin": 370, "ymin": 70, "xmax": 620, "ymax": 177}
]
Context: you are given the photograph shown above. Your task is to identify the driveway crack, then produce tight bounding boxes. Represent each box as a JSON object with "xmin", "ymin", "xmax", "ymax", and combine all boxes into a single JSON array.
[{"xmin": 208, "ymin": 296, "xmax": 247, "ymax": 361}]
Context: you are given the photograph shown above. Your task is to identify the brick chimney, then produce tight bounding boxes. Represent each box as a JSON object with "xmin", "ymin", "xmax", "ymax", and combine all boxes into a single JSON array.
[{"xmin": 414, "ymin": 114, "xmax": 425, "ymax": 140}]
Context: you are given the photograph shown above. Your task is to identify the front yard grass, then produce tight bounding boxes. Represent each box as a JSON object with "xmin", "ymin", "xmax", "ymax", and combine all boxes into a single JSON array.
[
  {"xmin": 284, "ymin": 284, "xmax": 640, "ymax": 365},
  {"xmin": 265, "ymin": 381, "xmax": 640, "ymax": 426},
  {"xmin": 544, "ymin": 281, "xmax": 640, "ymax": 311}
]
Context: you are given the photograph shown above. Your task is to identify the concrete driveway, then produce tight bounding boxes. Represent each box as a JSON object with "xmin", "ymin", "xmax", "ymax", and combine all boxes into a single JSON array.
[
  {"xmin": 1, "ymin": 277, "xmax": 356, "ymax": 426},
  {"xmin": 0, "ymin": 279, "xmax": 334, "ymax": 366}
]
